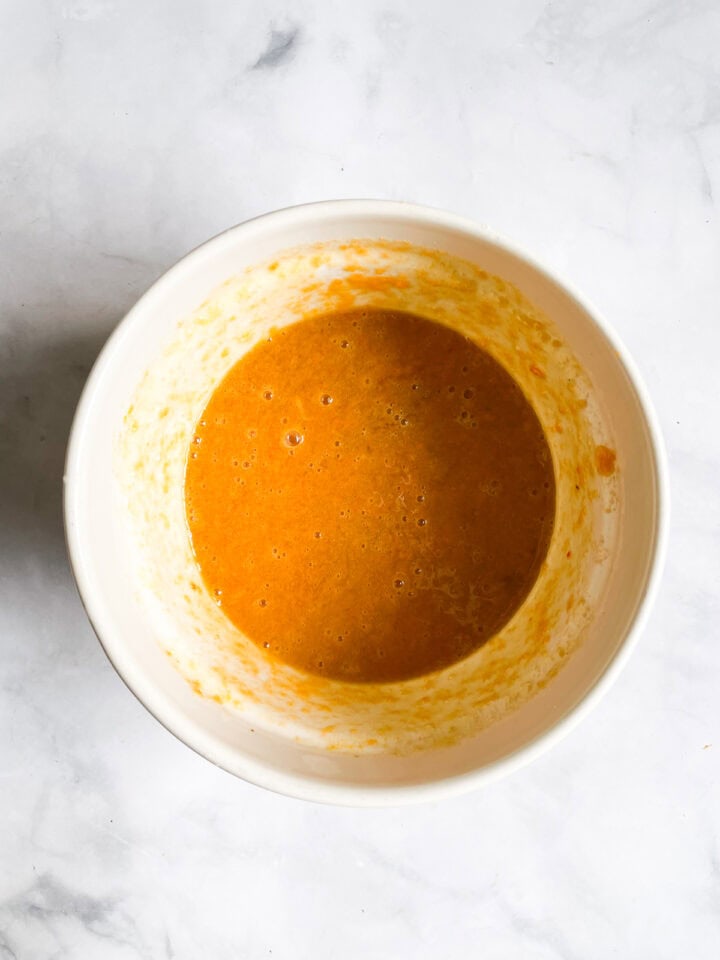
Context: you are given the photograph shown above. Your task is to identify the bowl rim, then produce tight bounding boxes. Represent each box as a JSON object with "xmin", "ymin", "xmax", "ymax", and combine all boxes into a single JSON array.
[{"xmin": 63, "ymin": 199, "xmax": 670, "ymax": 806}]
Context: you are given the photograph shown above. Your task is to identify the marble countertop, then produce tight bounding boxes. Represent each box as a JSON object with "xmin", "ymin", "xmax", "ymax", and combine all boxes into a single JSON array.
[{"xmin": 1, "ymin": 0, "xmax": 719, "ymax": 956}]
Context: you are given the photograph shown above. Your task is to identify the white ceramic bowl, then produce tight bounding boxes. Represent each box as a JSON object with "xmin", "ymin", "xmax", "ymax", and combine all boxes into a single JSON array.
[{"xmin": 64, "ymin": 201, "xmax": 668, "ymax": 805}]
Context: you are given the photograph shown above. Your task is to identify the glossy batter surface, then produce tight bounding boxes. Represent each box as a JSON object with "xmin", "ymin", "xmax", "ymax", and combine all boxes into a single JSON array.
[{"xmin": 185, "ymin": 309, "xmax": 555, "ymax": 683}]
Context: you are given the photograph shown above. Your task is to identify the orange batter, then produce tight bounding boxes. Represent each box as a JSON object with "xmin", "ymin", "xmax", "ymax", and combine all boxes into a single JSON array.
[{"xmin": 185, "ymin": 308, "xmax": 555, "ymax": 683}]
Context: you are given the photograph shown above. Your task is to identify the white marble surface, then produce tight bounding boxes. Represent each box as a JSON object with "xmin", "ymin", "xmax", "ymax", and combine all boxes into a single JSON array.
[{"xmin": 1, "ymin": 0, "xmax": 719, "ymax": 956}]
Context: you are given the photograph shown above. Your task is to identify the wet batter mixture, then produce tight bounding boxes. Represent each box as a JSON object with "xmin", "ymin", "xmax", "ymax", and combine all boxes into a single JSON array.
[{"xmin": 185, "ymin": 308, "xmax": 555, "ymax": 683}]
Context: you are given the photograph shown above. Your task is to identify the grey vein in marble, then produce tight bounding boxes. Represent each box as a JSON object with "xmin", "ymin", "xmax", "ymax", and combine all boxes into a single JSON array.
[{"xmin": 252, "ymin": 27, "xmax": 300, "ymax": 70}]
